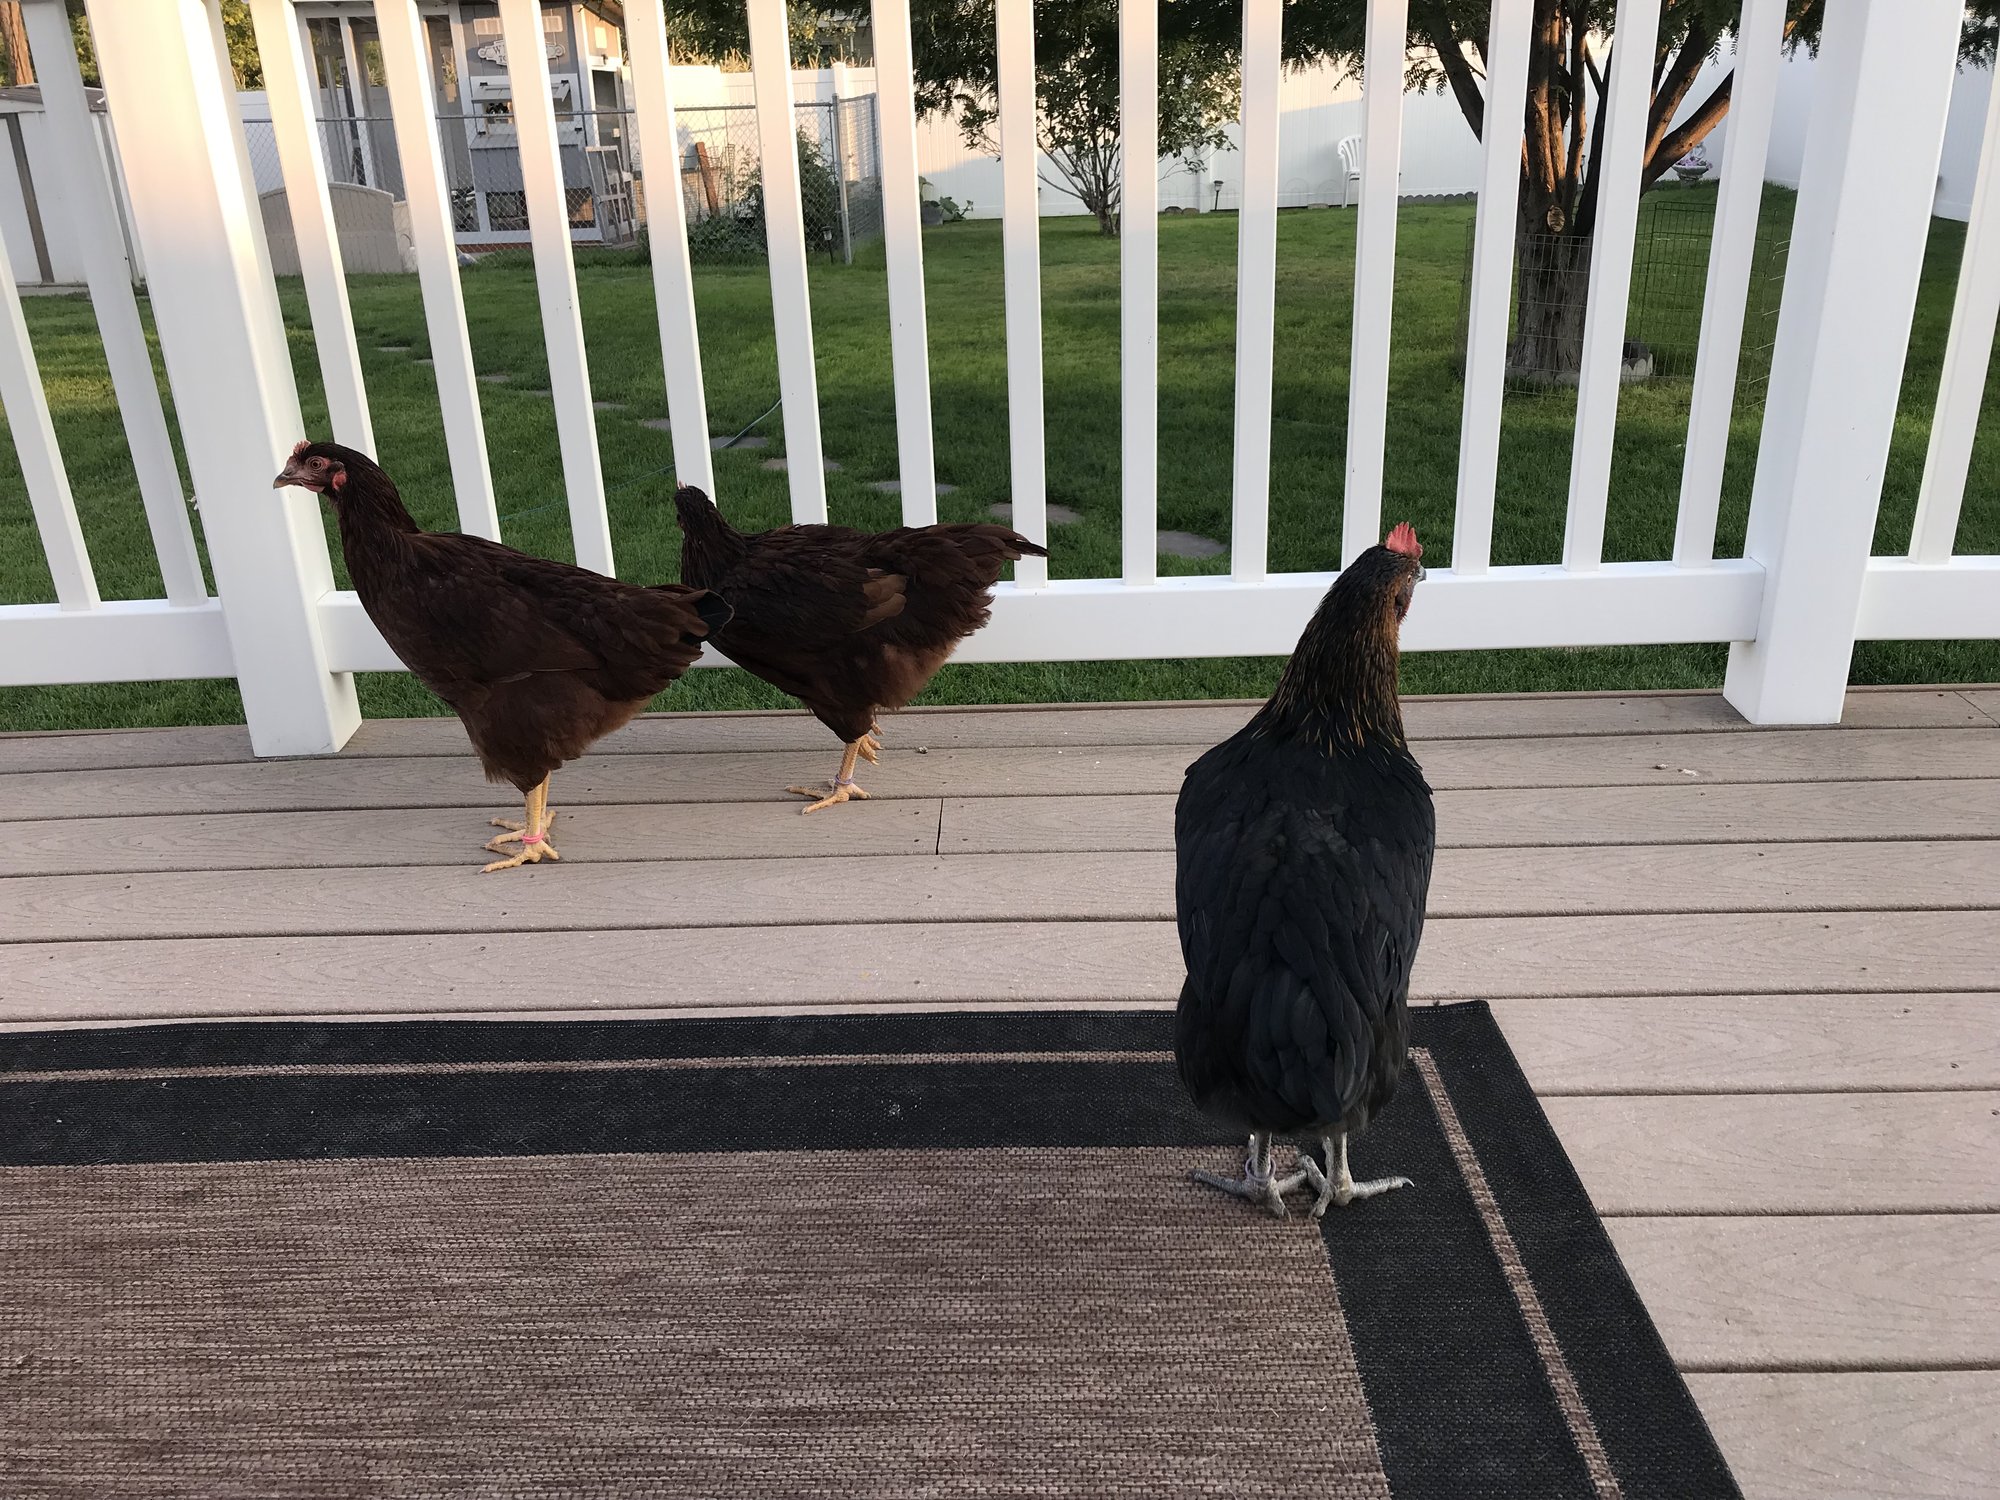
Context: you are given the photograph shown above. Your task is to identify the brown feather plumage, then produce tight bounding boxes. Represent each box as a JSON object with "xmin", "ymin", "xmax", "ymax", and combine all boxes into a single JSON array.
[
  {"xmin": 672, "ymin": 485, "xmax": 1046, "ymax": 744},
  {"xmin": 287, "ymin": 444, "xmax": 729, "ymax": 792}
]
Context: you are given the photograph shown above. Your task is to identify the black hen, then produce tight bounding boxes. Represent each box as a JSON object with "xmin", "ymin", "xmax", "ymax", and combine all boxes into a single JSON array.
[
  {"xmin": 672, "ymin": 485, "xmax": 1047, "ymax": 811},
  {"xmin": 1175, "ymin": 524, "xmax": 1434, "ymax": 1218}
]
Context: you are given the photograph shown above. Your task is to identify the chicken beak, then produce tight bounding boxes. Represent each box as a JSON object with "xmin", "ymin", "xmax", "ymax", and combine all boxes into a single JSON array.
[{"xmin": 273, "ymin": 464, "xmax": 302, "ymax": 490}]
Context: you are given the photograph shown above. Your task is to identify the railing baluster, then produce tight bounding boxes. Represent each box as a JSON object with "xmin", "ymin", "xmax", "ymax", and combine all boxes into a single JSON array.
[
  {"xmin": 1120, "ymin": 0, "xmax": 1158, "ymax": 585},
  {"xmin": 1451, "ymin": 0, "xmax": 1533, "ymax": 576},
  {"xmin": 625, "ymin": 0, "xmax": 715, "ymax": 499},
  {"xmin": 996, "ymin": 0, "xmax": 1047, "ymax": 588},
  {"xmin": 375, "ymin": 0, "xmax": 500, "ymax": 540},
  {"xmin": 22, "ymin": 0, "xmax": 204, "ymax": 604},
  {"xmin": 1562, "ymin": 0, "xmax": 1663, "ymax": 571},
  {"xmin": 245, "ymin": 0, "xmax": 373, "ymax": 456},
  {"xmin": 1341, "ymin": 0, "xmax": 1408, "ymax": 567},
  {"xmin": 1722, "ymin": 0, "xmax": 1960, "ymax": 724},
  {"xmin": 1229, "ymin": 0, "xmax": 1281, "ymax": 584},
  {"xmin": 872, "ymin": 0, "xmax": 940, "ymax": 528},
  {"xmin": 1674, "ymin": 0, "xmax": 1784, "ymax": 568},
  {"xmin": 88, "ymin": 0, "xmax": 357, "ymax": 754},
  {"xmin": 0, "ymin": 226, "xmax": 99, "ymax": 610},
  {"xmin": 748, "ymin": 0, "xmax": 830, "ymax": 525},
  {"xmin": 498, "ymin": 0, "xmax": 613, "ymax": 571},
  {"xmin": 203, "ymin": 0, "xmax": 291, "ymax": 389},
  {"xmin": 1910, "ymin": 51, "xmax": 2000, "ymax": 565}
]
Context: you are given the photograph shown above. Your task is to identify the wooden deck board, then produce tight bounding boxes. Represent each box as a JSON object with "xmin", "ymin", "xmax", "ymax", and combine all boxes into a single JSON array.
[
  {"xmin": 0, "ymin": 801, "xmax": 947, "ymax": 878},
  {"xmin": 1492, "ymin": 994, "xmax": 2000, "ymax": 1094},
  {"xmin": 19, "ymin": 781, "xmax": 2000, "ymax": 878},
  {"xmin": 10, "ymin": 728, "xmax": 1997, "ymax": 820},
  {"xmin": 5, "ymin": 910, "xmax": 1995, "ymax": 1020},
  {"xmin": 3, "ymin": 690, "xmax": 1995, "ymax": 1494},
  {"xmin": 5, "ymin": 842, "xmax": 1995, "ymax": 942},
  {"xmin": 2, "ymin": 687, "xmax": 1987, "ymax": 774},
  {"xmin": 1688, "ymin": 1372, "xmax": 2000, "ymax": 1500},
  {"xmin": 1606, "ymin": 1215, "xmax": 2000, "ymax": 1370},
  {"xmin": 1542, "ymin": 1091, "xmax": 2000, "ymax": 1214},
  {"xmin": 943, "ymin": 780, "xmax": 2000, "ymax": 853}
]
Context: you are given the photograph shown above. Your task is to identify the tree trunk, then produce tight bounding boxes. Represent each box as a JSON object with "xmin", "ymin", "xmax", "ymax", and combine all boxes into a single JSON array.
[
  {"xmin": 1076, "ymin": 174, "xmax": 1118, "ymax": 237},
  {"xmin": 0, "ymin": 3, "xmax": 34, "ymax": 88},
  {"xmin": 1507, "ymin": 230, "xmax": 1592, "ymax": 385}
]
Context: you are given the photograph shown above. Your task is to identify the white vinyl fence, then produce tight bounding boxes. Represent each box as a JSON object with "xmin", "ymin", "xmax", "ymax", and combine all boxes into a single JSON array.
[{"xmin": 2, "ymin": 0, "xmax": 1997, "ymax": 756}]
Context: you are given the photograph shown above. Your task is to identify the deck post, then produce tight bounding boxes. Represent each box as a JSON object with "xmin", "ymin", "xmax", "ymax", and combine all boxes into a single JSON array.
[
  {"xmin": 87, "ymin": 0, "xmax": 360, "ymax": 755},
  {"xmin": 1722, "ymin": 0, "xmax": 1960, "ymax": 725}
]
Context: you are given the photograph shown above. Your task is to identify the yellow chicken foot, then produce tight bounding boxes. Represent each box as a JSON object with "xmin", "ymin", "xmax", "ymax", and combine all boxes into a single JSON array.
[
  {"xmin": 1192, "ymin": 1132, "xmax": 1321, "ymax": 1220},
  {"xmin": 787, "ymin": 741, "xmax": 872, "ymax": 814},
  {"xmin": 486, "ymin": 809, "xmax": 559, "ymax": 845},
  {"xmin": 856, "ymin": 731, "xmax": 883, "ymax": 765},
  {"xmin": 482, "ymin": 779, "xmax": 561, "ymax": 871}
]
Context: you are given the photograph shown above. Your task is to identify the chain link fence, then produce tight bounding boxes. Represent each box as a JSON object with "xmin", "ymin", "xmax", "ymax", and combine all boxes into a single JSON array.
[{"xmin": 241, "ymin": 95, "xmax": 885, "ymax": 267}]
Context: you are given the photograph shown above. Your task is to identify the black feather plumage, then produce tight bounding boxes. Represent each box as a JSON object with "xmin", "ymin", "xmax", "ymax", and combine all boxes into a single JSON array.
[{"xmin": 1174, "ymin": 542, "xmax": 1435, "ymax": 1146}]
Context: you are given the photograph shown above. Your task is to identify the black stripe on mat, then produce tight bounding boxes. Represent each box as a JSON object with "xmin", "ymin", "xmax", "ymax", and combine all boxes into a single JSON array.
[
  {"xmin": 1423, "ymin": 1004, "xmax": 1741, "ymax": 1500},
  {"xmin": 0, "ymin": 1011, "xmax": 1175, "ymax": 1073},
  {"xmin": 1319, "ymin": 1068, "xmax": 1608, "ymax": 1499}
]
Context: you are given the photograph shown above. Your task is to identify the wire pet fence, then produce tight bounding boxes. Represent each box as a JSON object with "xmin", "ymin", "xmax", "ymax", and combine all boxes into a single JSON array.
[
  {"xmin": 1455, "ymin": 187, "xmax": 1786, "ymax": 405},
  {"xmin": 669, "ymin": 97, "xmax": 883, "ymax": 265},
  {"xmin": 240, "ymin": 96, "xmax": 885, "ymax": 268}
]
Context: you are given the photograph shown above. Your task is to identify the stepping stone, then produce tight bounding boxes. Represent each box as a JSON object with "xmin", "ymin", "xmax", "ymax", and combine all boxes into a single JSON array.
[
  {"xmin": 989, "ymin": 500, "xmax": 1081, "ymax": 527},
  {"xmin": 478, "ymin": 372, "xmax": 510, "ymax": 384},
  {"xmin": 1158, "ymin": 530, "xmax": 1226, "ymax": 559},
  {"xmin": 869, "ymin": 479, "xmax": 958, "ymax": 496},
  {"xmin": 595, "ymin": 401, "xmax": 627, "ymax": 412},
  {"xmin": 762, "ymin": 456, "xmax": 842, "ymax": 473},
  {"xmin": 711, "ymin": 434, "xmax": 770, "ymax": 450},
  {"xmin": 639, "ymin": 417, "xmax": 672, "ymax": 431},
  {"xmin": 376, "ymin": 344, "xmax": 412, "ymax": 353},
  {"xmin": 525, "ymin": 389, "xmax": 552, "ymax": 398},
  {"xmin": 414, "ymin": 358, "xmax": 434, "ymax": 367}
]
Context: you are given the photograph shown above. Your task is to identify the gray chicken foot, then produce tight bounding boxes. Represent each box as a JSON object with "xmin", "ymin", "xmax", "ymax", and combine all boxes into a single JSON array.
[
  {"xmin": 1191, "ymin": 1132, "xmax": 1324, "ymax": 1219},
  {"xmin": 1309, "ymin": 1133, "xmax": 1413, "ymax": 1219}
]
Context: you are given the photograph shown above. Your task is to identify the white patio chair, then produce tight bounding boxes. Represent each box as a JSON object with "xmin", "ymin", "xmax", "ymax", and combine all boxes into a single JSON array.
[{"xmin": 1338, "ymin": 134, "xmax": 1362, "ymax": 206}]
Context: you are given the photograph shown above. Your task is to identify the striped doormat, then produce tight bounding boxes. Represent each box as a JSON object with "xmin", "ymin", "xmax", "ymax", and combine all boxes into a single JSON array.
[{"xmin": 0, "ymin": 1003, "xmax": 1736, "ymax": 1499}]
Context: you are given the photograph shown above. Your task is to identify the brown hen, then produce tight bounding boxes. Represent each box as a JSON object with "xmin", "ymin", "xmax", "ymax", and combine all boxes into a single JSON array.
[
  {"xmin": 275, "ymin": 442, "xmax": 730, "ymax": 871},
  {"xmin": 672, "ymin": 485, "xmax": 1047, "ymax": 811}
]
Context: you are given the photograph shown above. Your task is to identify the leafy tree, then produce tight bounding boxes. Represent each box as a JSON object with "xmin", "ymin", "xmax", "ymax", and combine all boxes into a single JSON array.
[
  {"xmin": 1296, "ymin": 1, "xmax": 2000, "ymax": 382},
  {"xmin": 6, "ymin": 3, "xmax": 250, "ymax": 89},
  {"xmin": 221, "ymin": 0, "xmax": 262, "ymax": 90},
  {"xmin": 909, "ymin": 0, "xmax": 1237, "ymax": 237},
  {"xmin": 668, "ymin": 0, "xmax": 1238, "ymax": 238}
]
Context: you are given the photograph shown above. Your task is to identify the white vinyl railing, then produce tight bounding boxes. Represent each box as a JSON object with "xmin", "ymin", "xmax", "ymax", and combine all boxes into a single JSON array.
[{"xmin": 2, "ymin": 0, "xmax": 1996, "ymax": 755}]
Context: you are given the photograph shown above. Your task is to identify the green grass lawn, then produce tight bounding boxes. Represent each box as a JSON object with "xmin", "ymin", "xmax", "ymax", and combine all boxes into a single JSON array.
[{"xmin": 3, "ymin": 185, "xmax": 1996, "ymax": 732}]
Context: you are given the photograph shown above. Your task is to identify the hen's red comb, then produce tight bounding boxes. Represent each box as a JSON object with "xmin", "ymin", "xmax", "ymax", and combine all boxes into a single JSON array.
[
  {"xmin": 291, "ymin": 439, "xmax": 311, "ymax": 457},
  {"xmin": 1384, "ymin": 522, "xmax": 1422, "ymax": 558}
]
